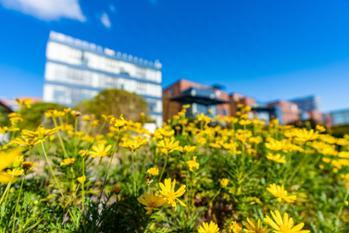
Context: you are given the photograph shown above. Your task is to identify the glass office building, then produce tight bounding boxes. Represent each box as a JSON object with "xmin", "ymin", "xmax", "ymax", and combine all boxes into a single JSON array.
[
  {"xmin": 43, "ymin": 31, "xmax": 163, "ymax": 126},
  {"xmin": 329, "ymin": 109, "xmax": 349, "ymax": 126}
]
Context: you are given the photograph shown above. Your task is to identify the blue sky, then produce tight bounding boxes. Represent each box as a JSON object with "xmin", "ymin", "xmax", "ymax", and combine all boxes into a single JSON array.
[{"xmin": 0, "ymin": 0, "xmax": 349, "ymax": 112}]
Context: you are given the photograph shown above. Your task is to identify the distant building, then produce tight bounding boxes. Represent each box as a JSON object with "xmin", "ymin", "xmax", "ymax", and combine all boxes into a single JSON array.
[
  {"xmin": 43, "ymin": 31, "xmax": 163, "ymax": 126},
  {"xmin": 290, "ymin": 96, "xmax": 322, "ymax": 123},
  {"xmin": 163, "ymin": 79, "xmax": 230, "ymax": 122},
  {"xmin": 327, "ymin": 108, "xmax": 349, "ymax": 126},
  {"xmin": 163, "ymin": 79, "xmax": 276, "ymax": 122},
  {"xmin": 0, "ymin": 100, "xmax": 13, "ymax": 114},
  {"xmin": 165, "ymin": 79, "xmax": 323, "ymax": 125},
  {"xmin": 267, "ymin": 101, "xmax": 300, "ymax": 124}
]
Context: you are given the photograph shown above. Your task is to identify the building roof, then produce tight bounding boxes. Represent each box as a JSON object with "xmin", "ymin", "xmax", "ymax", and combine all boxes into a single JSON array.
[
  {"xmin": 170, "ymin": 87, "xmax": 228, "ymax": 105},
  {"xmin": 0, "ymin": 100, "xmax": 13, "ymax": 113}
]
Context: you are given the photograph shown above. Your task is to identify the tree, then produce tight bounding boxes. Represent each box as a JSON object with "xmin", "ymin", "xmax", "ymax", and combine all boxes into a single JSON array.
[
  {"xmin": 76, "ymin": 89, "xmax": 149, "ymax": 122},
  {"xmin": 19, "ymin": 102, "xmax": 66, "ymax": 129}
]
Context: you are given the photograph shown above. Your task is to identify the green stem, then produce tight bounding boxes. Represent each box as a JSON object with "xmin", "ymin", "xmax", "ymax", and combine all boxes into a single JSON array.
[
  {"xmin": 40, "ymin": 142, "xmax": 64, "ymax": 198},
  {"xmin": 335, "ymin": 188, "xmax": 349, "ymax": 231},
  {"xmin": 53, "ymin": 118, "xmax": 68, "ymax": 157},
  {"xmin": 81, "ymin": 157, "xmax": 86, "ymax": 210},
  {"xmin": 0, "ymin": 181, "xmax": 12, "ymax": 205},
  {"xmin": 12, "ymin": 178, "xmax": 24, "ymax": 233},
  {"xmin": 159, "ymin": 156, "xmax": 168, "ymax": 181}
]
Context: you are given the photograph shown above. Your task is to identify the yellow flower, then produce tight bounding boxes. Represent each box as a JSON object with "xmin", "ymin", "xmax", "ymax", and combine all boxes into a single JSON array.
[
  {"xmin": 7, "ymin": 168, "xmax": 24, "ymax": 177},
  {"xmin": 137, "ymin": 192, "xmax": 166, "ymax": 214},
  {"xmin": 198, "ymin": 221, "xmax": 220, "ymax": 233},
  {"xmin": 16, "ymin": 98, "xmax": 32, "ymax": 109},
  {"xmin": 265, "ymin": 210, "xmax": 309, "ymax": 233},
  {"xmin": 77, "ymin": 176, "xmax": 86, "ymax": 184},
  {"xmin": 196, "ymin": 113, "xmax": 211, "ymax": 125},
  {"xmin": 0, "ymin": 148, "xmax": 23, "ymax": 184},
  {"xmin": 15, "ymin": 127, "xmax": 57, "ymax": 146},
  {"xmin": 79, "ymin": 150, "xmax": 89, "ymax": 157},
  {"xmin": 153, "ymin": 126, "xmax": 175, "ymax": 140},
  {"xmin": 89, "ymin": 143, "xmax": 112, "ymax": 158},
  {"xmin": 157, "ymin": 137, "xmax": 181, "ymax": 155},
  {"xmin": 315, "ymin": 125, "xmax": 326, "ymax": 133},
  {"xmin": 8, "ymin": 113, "xmax": 23, "ymax": 125},
  {"xmin": 341, "ymin": 173, "xmax": 349, "ymax": 189},
  {"xmin": 267, "ymin": 153, "xmax": 286, "ymax": 164},
  {"xmin": 267, "ymin": 184, "xmax": 296, "ymax": 203},
  {"xmin": 182, "ymin": 145, "xmax": 196, "ymax": 153},
  {"xmin": 45, "ymin": 109, "xmax": 65, "ymax": 118},
  {"xmin": 159, "ymin": 178, "xmax": 186, "ymax": 207},
  {"xmin": 60, "ymin": 158, "xmax": 76, "ymax": 166},
  {"xmin": 120, "ymin": 136, "xmax": 147, "ymax": 152},
  {"xmin": 187, "ymin": 156, "xmax": 200, "ymax": 171},
  {"xmin": 219, "ymin": 178, "xmax": 229, "ymax": 188},
  {"xmin": 244, "ymin": 218, "xmax": 267, "ymax": 233},
  {"xmin": 229, "ymin": 221, "xmax": 242, "ymax": 233},
  {"xmin": 147, "ymin": 167, "xmax": 159, "ymax": 176}
]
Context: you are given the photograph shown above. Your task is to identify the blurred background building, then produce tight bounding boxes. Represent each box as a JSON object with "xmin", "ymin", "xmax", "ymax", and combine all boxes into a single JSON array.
[
  {"xmin": 327, "ymin": 108, "xmax": 349, "ymax": 126},
  {"xmin": 163, "ymin": 79, "xmax": 230, "ymax": 121},
  {"xmin": 163, "ymin": 79, "xmax": 324, "ymax": 125},
  {"xmin": 43, "ymin": 31, "xmax": 163, "ymax": 126}
]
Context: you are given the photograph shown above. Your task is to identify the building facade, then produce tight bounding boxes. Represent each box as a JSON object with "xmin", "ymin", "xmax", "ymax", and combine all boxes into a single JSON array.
[
  {"xmin": 267, "ymin": 101, "xmax": 300, "ymax": 124},
  {"xmin": 163, "ymin": 79, "xmax": 323, "ymax": 125},
  {"xmin": 43, "ymin": 31, "xmax": 163, "ymax": 126},
  {"xmin": 289, "ymin": 96, "xmax": 322, "ymax": 123},
  {"xmin": 327, "ymin": 109, "xmax": 349, "ymax": 126},
  {"xmin": 163, "ymin": 79, "xmax": 230, "ymax": 122}
]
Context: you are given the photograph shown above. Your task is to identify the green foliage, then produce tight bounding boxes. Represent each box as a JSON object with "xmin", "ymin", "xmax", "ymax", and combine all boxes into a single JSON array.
[
  {"xmin": 76, "ymin": 89, "xmax": 149, "ymax": 122},
  {"xmin": 331, "ymin": 124, "xmax": 349, "ymax": 137},
  {"xmin": 18, "ymin": 102, "xmax": 65, "ymax": 129},
  {"xmin": 0, "ymin": 105, "xmax": 10, "ymax": 126}
]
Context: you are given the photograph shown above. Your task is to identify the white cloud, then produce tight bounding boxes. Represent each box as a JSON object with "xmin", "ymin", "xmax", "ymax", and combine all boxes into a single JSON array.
[
  {"xmin": 100, "ymin": 12, "xmax": 111, "ymax": 28},
  {"xmin": 0, "ymin": 0, "xmax": 85, "ymax": 21}
]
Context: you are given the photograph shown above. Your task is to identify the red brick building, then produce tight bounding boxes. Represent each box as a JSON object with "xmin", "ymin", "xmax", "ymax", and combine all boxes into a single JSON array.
[
  {"xmin": 163, "ymin": 79, "xmax": 322, "ymax": 125},
  {"xmin": 163, "ymin": 79, "xmax": 230, "ymax": 122}
]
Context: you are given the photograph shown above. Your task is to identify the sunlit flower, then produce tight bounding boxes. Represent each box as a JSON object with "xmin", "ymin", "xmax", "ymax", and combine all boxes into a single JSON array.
[
  {"xmin": 244, "ymin": 218, "xmax": 267, "ymax": 233},
  {"xmin": 159, "ymin": 178, "xmax": 186, "ymax": 207},
  {"xmin": 229, "ymin": 221, "xmax": 242, "ymax": 233},
  {"xmin": 182, "ymin": 145, "xmax": 196, "ymax": 153},
  {"xmin": 219, "ymin": 178, "xmax": 229, "ymax": 188},
  {"xmin": 196, "ymin": 113, "xmax": 211, "ymax": 125},
  {"xmin": 89, "ymin": 143, "xmax": 112, "ymax": 158},
  {"xmin": 8, "ymin": 112, "xmax": 23, "ymax": 125},
  {"xmin": 265, "ymin": 210, "xmax": 309, "ymax": 233},
  {"xmin": 16, "ymin": 98, "xmax": 32, "ymax": 109},
  {"xmin": 77, "ymin": 176, "xmax": 86, "ymax": 184},
  {"xmin": 60, "ymin": 158, "xmax": 76, "ymax": 166},
  {"xmin": 267, "ymin": 153, "xmax": 286, "ymax": 164},
  {"xmin": 267, "ymin": 184, "xmax": 296, "ymax": 203},
  {"xmin": 120, "ymin": 136, "xmax": 147, "ymax": 152},
  {"xmin": 156, "ymin": 137, "xmax": 181, "ymax": 155},
  {"xmin": 147, "ymin": 167, "xmax": 159, "ymax": 176},
  {"xmin": 315, "ymin": 125, "xmax": 326, "ymax": 133},
  {"xmin": 198, "ymin": 221, "xmax": 220, "ymax": 233},
  {"xmin": 187, "ymin": 156, "xmax": 200, "ymax": 171},
  {"xmin": 0, "ymin": 148, "xmax": 23, "ymax": 184},
  {"xmin": 79, "ymin": 149, "xmax": 89, "ymax": 157},
  {"xmin": 137, "ymin": 192, "xmax": 166, "ymax": 214}
]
